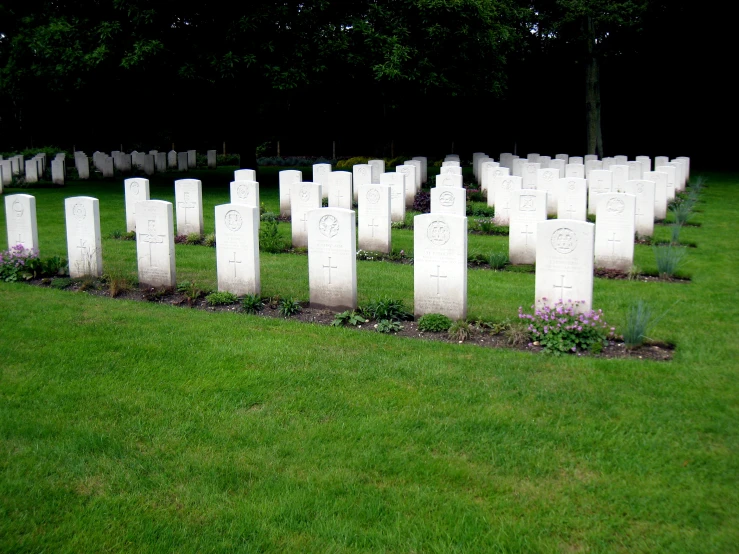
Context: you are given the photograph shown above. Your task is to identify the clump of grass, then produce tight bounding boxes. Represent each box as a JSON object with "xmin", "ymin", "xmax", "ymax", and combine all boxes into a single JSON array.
[
  {"xmin": 670, "ymin": 202, "xmax": 693, "ymax": 225},
  {"xmin": 186, "ymin": 232, "xmax": 203, "ymax": 245},
  {"xmin": 241, "ymin": 294, "xmax": 264, "ymax": 314},
  {"xmin": 103, "ymin": 270, "xmax": 132, "ymax": 298},
  {"xmin": 418, "ymin": 313, "xmax": 453, "ymax": 332},
  {"xmin": 361, "ymin": 297, "xmax": 413, "ymax": 322},
  {"xmin": 626, "ymin": 265, "xmax": 641, "ymax": 281},
  {"xmin": 278, "ymin": 297, "xmax": 302, "ymax": 317},
  {"xmin": 653, "ymin": 245, "xmax": 686, "ymax": 278},
  {"xmin": 670, "ymin": 224, "xmax": 682, "ymax": 246},
  {"xmin": 205, "ymin": 291, "xmax": 238, "ymax": 306},
  {"xmin": 259, "ymin": 217, "xmax": 286, "ymax": 253},
  {"xmin": 488, "ymin": 251, "xmax": 509, "ymax": 270},
  {"xmin": 622, "ymin": 300, "xmax": 674, "ymax": 348},
  {"xmin": 448, "ymin": 320, "xmax": 471, "ymax": 342},
  {"xmin": 203, "ymin": 233, "xmax": 216, "ymax": 247},
  {"xmin": 177, "ymin": 281, "xmax": 204, "ymax": 306}
]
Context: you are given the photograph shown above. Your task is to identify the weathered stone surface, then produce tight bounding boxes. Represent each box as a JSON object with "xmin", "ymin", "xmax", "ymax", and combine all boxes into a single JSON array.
[
  {"xmin": 215, "ymin": 203, "xmax": 260, "ymax": 296},
  {"xmin": 174, "ymin": 179, "xmax": 204, "ymax": 235},
  {"xmin": 509, "ymin": 190, "xmax": 547, "ymax": 265},
  {"xmin": 65, "ymin": 196, "xmax": 102, "ymax": 278},
  {"xmin": 594, "ymin": 193, "xmax": 636, "ymax": 271},
  {"xmin": 358, "ymin": 184, "xmax": 391, "ymax": 253},
  {"xmin": 135, "ymin": 200, "xmax": 176, "ymax": 287},
  {"xmin": 308, "ymin": 208, "xmax": 357, "ymax": 310},
  {"xmin": 5, "ymin": 194, "xmax": 38, "ymax": 251},
  {"xmin": 124, "ymin": 178, "xmax": 150, "ymax": 232}
]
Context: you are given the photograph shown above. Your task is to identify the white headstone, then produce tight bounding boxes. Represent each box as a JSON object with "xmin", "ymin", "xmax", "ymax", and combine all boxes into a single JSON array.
[
  {"xmin": 25, "ymin": 160, "xmax": 39, "ymax": 183},
  {"xmin": 557, "ymin": 178, "xmax": 588, "ymax": 221},
  {"xmin": 442, "ymin": 160, "xmax": 460, "ymax": 168},
  {"xmin": 102, "ymin": 157, "xmax": 114, "ymax": 178},
  {"xmin": 167, "ymin": 150, "xmax": 177, "ymax": 168},
  {"xmin": 368, "ymin": 160, "xmax": 384, "ymax": 184},
  {"xmin": 174, "ymin": 179, "xmax": 204, "ymax": 235},
  {"xmin": 613, "ymin": 155, "xmax": 628, "ymax": 165},
  {"xmin": 5, "ymin": 194, "xmax": 38, "ymax": 251},
  {"xmin": 435, "ymin": 173, "xmax": 463, "ymax": 188},
  {"xmin": 124, "ymin": 178, "xmax": 151, "ymax": 232},
  {"xmin": 487, "ymin": 166, "xmax": 510, "ymax": 206},
  {"xmin": 358, "ymin": 184, "xmax": 391, "ymax": 253},
  {"xmin": 290, "ymin": 182, "xmax": 321, "ymax": 248},
  {"xmin": 404, "ymin": 160, "xmax": 422, "ymax": 191},
  {"xmin": 51, "ymin": 159, "xmax": 65, "ymax": 185},
  {"xmin": 187, "ymin": 150, "xmax": 196, "ymax": 169},
  {"xmin": 65, "ymin": 196, "xmax": 102, "ymax": 278},
  {"xmin": 279, "ymin": 170, "xmax": 301, "ymax": 218},
  {"xmin": 381, "ymin": 172, "xmax": 406, "ymax": 222},
  {"xmin": 431, "ymin": 187, "xmax": 466, "ymax": 217},
  {"xmin": 308, "ymin": 208, "xmax": 357, "ymax": 310},
  {"xmin": 602, "ymin": 157, "xmax": 615, "ymax": 170},
  {"xmin": 522, "ymin": 162, "xmax": 540, "ymax": 189},
  {"xmin": 328, "ymin": 171, "xmax": 353, "ymax": 210},
  {"xmin": 509, "ymin": 190, "xmax": 547, "ymax": 265},
  {"xmin": 493, "ymin": 176, "xmax": 523, "ymax": 226},
  {"xmin": 414, "ymin": 214, "xmax": 467, "ymax": 320},
  {"xmin": 555, "ymin": 154, "xmax": 569, "ymax": 165},
  {"xmin": 411, "ymin": 156, "xmax": 428, "ymax": 184},
  {"xmin": 313, "ymin": 163, "xmax": 332, "ymax": 199},
  {"xmin": 656, "ymin": 165, "xmax": 676, "ymax": 201},
  {"xmin": 499, "ymin": 153, "xmax": 514, "ymax": 169},
  {"xmin": 611, "ymin": 164, "xmax": 629, "ymax": 193},
  {"xmin": 230, "ymin": 180, "xmax": 260, "ymax": 209},
  {"xmin": 76, "ymin": 155, "xmax": 90, "ymax": 179},
  {"xmin": 624, "ymin": 180, "xmax": 656, "ymax": 237},
  {"xmin": 643, "ymin": 171, "xmax": 668, "ymax": 220},
  {"xmin": 397, "ymin": 164, "xmax": 417, "ymax": 207},
  {"xmin": 565, "ymin": 164, "xmax": 585, "ymax": 179},
  {"xmin": 627, "ymin": 161, "xmax": 643, "ymax": 181},
  {"xmin": 527, "ymin": 153, "xmax": 540, "ymax": 163},
  {"xmin": 594, "ymin": 193, "xmax": 636, "ymax": 271},
  {"xmin": 536, "ymin": 168, "xmax": 560, "ymax": 216},
  {"xmin": 654, "ymin": 156, "xmax": 669, "ymax": 168},
  {"xmin": 207, "ymin": 150, "xmax": 217, "ymax": 169},
  {"xmin": 215, "ymin": 204, "xmax": 260, "ymax": 296},
  {"xmin": 155, "ymin": 152, "xmax": 167, "ymax": 172},
  {"xmin": 177, "ymin": 152, "xmax": 188, "ymax": 171},
  {"xmin": 584, "ymin": 154, "xmax": 598, "ymax": 162},
  {"xmin": 235, "ymin": 169, "xmax": 256, "ymax": 182},
  {"xmin": 480, "ymin": 161, "xmax": 500, "ymax": 193},
  {"xmin": 0, "ymin": 160, "xmax": 12, "ymax": 186},
  {"xmin": 135, "ymin": 200, "xmax": 176, "ymax": 287},
  {"xmin": 550, "ymin": 158, "xmax": 566, "ymax": 178},
  {"xmin": 636, "ymin": 155, "xmax": 652, "ymax": 174},
  {"xmin": 584, "ymin": 159, "xmax": 602, "ymax": 178},
  {"xmin": 535, "ymin": 220, "xmax": 594, "ymax": 313},
  {"xmin": 539, "ymin": 155, "xmax": 552, "ymax": 168},
  {"xmin": 569, "ymin": 156, "xmax": 584, "ymax": 165},
  {"xmin": 143, "ymin": 155, "xmax": 155, "ymax": 176},
  {"xmin": 587, "ymin": 170, "xmax": 613, "ymax": 215}
]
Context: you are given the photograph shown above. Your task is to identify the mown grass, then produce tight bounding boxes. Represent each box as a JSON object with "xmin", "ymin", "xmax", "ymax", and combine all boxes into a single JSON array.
[{"xmin": 0, "ymin": 167, "xmax": 737, "ymax": 552}]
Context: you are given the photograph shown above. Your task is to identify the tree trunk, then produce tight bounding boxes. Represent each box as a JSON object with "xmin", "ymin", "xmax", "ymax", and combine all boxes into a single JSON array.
[{"xmin": 585, "ymin": 16, "xmax": 604, "ymax": 158}]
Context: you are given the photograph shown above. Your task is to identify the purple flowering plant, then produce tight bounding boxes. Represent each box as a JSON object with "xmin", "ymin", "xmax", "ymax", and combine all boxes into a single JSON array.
[
  {"xmin": 519, "ymin": 298, "xmax": 616, "ymax": 355},
  {"xmin": 0, "ymin": 244, "xmax": 40, "ymax": 282}
]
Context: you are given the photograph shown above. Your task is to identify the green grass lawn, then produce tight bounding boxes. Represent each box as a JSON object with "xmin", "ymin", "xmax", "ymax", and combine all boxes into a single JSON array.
[{"xmin": 0, "ymin": 167, "xmax": 737, "ymax": 552}]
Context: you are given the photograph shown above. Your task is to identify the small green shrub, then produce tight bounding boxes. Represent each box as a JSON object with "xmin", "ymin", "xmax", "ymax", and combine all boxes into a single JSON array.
[
  {"xmin": 205, "ymin": 291, "xmax": 238, "ymax": 306},
  {"xmin": 448, "ymin": 320, "xmax": 471, "ymax": 342},
  {"xmin": 241, "ymin": 294, "xmax": 264, "ymax": 314},
  {"xmin": 623, "ymin": 300, "xmax": 655, "ymax": 348},
  {"xmin": 653, "ymin": 245, "xmax": 686, "ymax": 278},
  {"xmin": 186, "ymin": 233, "xmax": 203, "ymax": 245},
  {"xmin": 362, "ymin": 297, "xmax": 413, "ymax": 322},
  {"xmin": 626, "ymin": 265, "xmax": 641, "ymax": 281},
  {"xmin": 259, "ymin": 217, "xmax": 286, "ymax": 253},
  {"xmin": 467, "ymin": 203, "xmax": 494, "ymax": 217},
  {"xmin": 177, "ymin": 281, "xmax": 204, "ymax": 306},
  {"xmin": 0, "ymin": 245, "xmax": 39, "ymax": 282},
  {"xmin": 278, "ymin": 297, "xmax": 302, "ymax": 317},
  {"xmin": 331, "ymin": 310, "xmax": 367, "ymax": 327},
  {"xmin": 418, "ymin": 313, "xmax": 453, "ymax": 332},
  {"xmin": 375, "ymin": 319, "xmax": 403, "ymax": 333},
  {"xmin": 488, "ymin": 251, "xmax": 509, "ymax": 270},
  {"xmin": 203, "ymin": 233, "xmax": 216, "ymax": 247},
  {"xmin": 109, "ymin": 229, "xmax": 123, "ymax": 239}
]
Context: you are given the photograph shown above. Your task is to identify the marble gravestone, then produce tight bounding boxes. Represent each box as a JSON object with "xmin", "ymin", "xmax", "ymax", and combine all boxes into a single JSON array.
[
  {"xmin": 627, "ymin": 161, "xmax": 643, "ymax": 181},
  {"xmin": 135, "ymin": 200, "xmax": 176, "ymax": 288},
  {"xmin": 215, "ymin": 204, "xmax": 260, "ymax": 296},
  {"xmin": 486, "ymin": 166, "xmax": 510, "ymax": 206},
  {"xmin": 550, "ymin": 158, "xmax": 566, "ymax": 178},
  {"xmin": 481, "ymin": 162, "xmax": 501, "ymax": 194},
  {"xmin": 435, "ymin": 173, "xmax": 463, "ymax": 188},
  {"xmin": 656, "ymin": 165, "xmax": 676, "ymax": 201},
  {"xmin": 569, "ymin": 157, "xmax": 584, "ymax": 165},
  {"xmin": 25, "ymin": 160, "xmax": 39, "ymax": 184},
  {"xmin": 368, "ymin": 159, "xmax": 385, "ymax": 184},
  {"xmin": 328, "ymin": 171, "xmax": 353, "ymax": 210},
  {"xmin": 168, "ymin": 150, "xmax": 177, "ymax": 168},
  {"xmin": 557, "ymin": 178, "xmax": 588, "ymax": 221},
  {"xmin": 51, "ymin": 159, "xmax": 65, "ymax": 185},
  {"xmin": 312, "ymin": 163, "xmax": 332, "ymax": 199},
  {"xmin": 654, "ymin": 156, "xmax": 669, "ymax": 169},
  {"xmin": 403, "ymin": 160, "xmax": 422, "ymax": 192},
  {"xmin": 527, "ymin": 153, "xmax": 540, "ymax": 163},
  {"xmin": 101, "ymin": 157, "xmax": 115, "ymax": 178},
  {"xmin": 610, "ymin": 165, "xmax": 629, "ymax": 193},
  {"xmin": 613, "ymin": 155, "xmax": 628, "ymax": 165},
  {"xmin": 207, "ymin": 150, "xmax": 217, "ymax": 169},
  {"xmin": 537, "ymin": 168, "xmax": 560, "ymax": 216},
  {"xmin": 5, "ymin": 194, "xmax": 38, "ymax": 251},
  {"xmin": 414, "ymin": 213, "xmax": 467, "ymax": 320},
  {"xmin": 155, "ymin": 152, "xmax": 167, "ymax": 173},
  {"xmin": 584, "ymin": 154, "xmax": 598, "ymax": 162},
  {"xmin": 509, "ymin": 190, "xmax": 547, "ymax": 265},
  {"xmin": 143, "ymin": 155, "xmax": 155, "ymax": 176},
  {"xmin": 65, "ymin": 196, "xmax": 103, "ymax": 278},
  {"xmin": 174, "ymin": 179, "xmax": 204, "ymax": 235},
  {"xmin": 187, "ymin": 150, "xmax": 196, "ymax": 169},
  {"xmin": 594, "ymin": 193, "xmax": 636, "ymax": 271},
  {"xmin": 431, "ymin": 187, "xmax": 466, "ymax": 217},
  {"xmin": 555, "ymin": 154, "xmax": 569, "ymax": 165},
  {"xmin": 565, "ymin": 164, "xmax": 585, "ymax": 179},
  {"xmin": 279, "ymin": 170, "xmax": 301, "ymax": 218},
  {"xmin": 124, "ymin": 178, "xmax": 150, "ymax": 232},
  {"xmin": 535, "ymin": 220, "xmax": 595, "ymax": 313},
  {"xmin": 584, "ymin": 159, "xmax": 602, "ymax": 178},
  {"xmin": 381, "ymin": 172, "xmax": 406, "ymax": 222},
  {"xmin": 358, "ymin": 184, "xmax": 391, "ymax": 253},
  {"xmin": 512, "ymin": 158, "xmax": 525, "ymax": 177},
  {"xmin": 492, "ymin": 175, "xmax": 523, "ymax": 226},
  {"xmin": 522, "ymin": 162, "xmax": 540, "ymax": 189},
  {"xmin": 0, "ymin": 160, "xmax": 12, "ymax": 186},
  {"xmin": 636, "ymin": 155, "xmax": 652, "ymax": 174},
  {"xmin": 308, "ymin": 208, "xmax": 357, "ymax": 311},
  {"xmin": 587, "ymin": 170, "xmax": 613, "ymax": 215},
  {"xmin": 177, "ymin": 152, "xmax": 188, "ymax": 171},
  {"xmin": 290, "ymin": 182, "xmax": 321, "ymax": 248},
  {"xmin": 234, "ymin": 169, "xmax": 256, "ymax": 182},
  {"xmin": 397, "ymin": 164, "xmax": 417, "ymax": 207},
  {"xmin": 411, "ymin": 156, "xmax": 428, "ymax": 184},
  {"xmin": 643, "ymin": 171, "xmax": 668, "ymax": 220},
  {"xmin": 353, "ymin": 164, "xmax": 372, "ymax": 203},
  {"xmin": 440, "ymin": 166, "xmax": 462, "ymax": 176},
  {"xmin": 229, "ymin": 180, "xmax": 259, "ymax": 209},
  {"xmin": 76, "ymin": 155, "xmax": 90, "ymax": 180},
  {"xmin": 624, "ymin": 180, "xmax": 656, "ymax": 237}
]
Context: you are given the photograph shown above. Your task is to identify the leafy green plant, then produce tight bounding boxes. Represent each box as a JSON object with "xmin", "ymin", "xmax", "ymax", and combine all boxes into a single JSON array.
[
  {"xmin": 0, "ymin": 245, "xmax": 39, "ymax": 282},
  {"xmin": 177, "ymin": 281, "xmax": 204, "ymax": 306},
  {"xmin": 375, "ymin": 319, "xmax": 403, "ymax": 333},
  {"xmin": 418, "ymin": 313, "xmax": 453, "ymax": 332},
  {"xmin": 278, "ymin": 297, "xmax": 302, "ymax": 317},
  {"xmin": 205, "ymin": 291, "xmax": 238, "ymax": 306},
  {"xmin": 477, "ymin": 317, "xmax": 511, "ymax": 335},
  {"xmin": 519, "ymin": 300, "xmax": 615, "ymax": 355},
  {"xmin": 467, "ymin": 203, "xmax": 494, "ymax": 217},
  {"xmin": 488, "ymin": 251, "xmax": 509, "ymax": 270},
  {"xmin": 448, "ymin": 320, "xmax": 471, "ymax": 342},
  {"xmin": 186, "ymin": 232, "xmax": 203, "ymax": 245},
  {"xmin": 203, "ymin": 233, "xmax": 216, "ymax": 247},
  {"xmin": 653, "ymin": 245, "xmax": 686, "ymax": 278},
  {"xmin": 626, "ymin": 265, "xmax": 641, "ymax": 281},
  {"xmin": 331, "ymin": 310, "xmax": 367, "ymax": 327},
  {"xmin": 241, "ymin": 294, "xmax": 264, "ymax": 314},
  {"xmin": 259, "ymin": 217, "xmax": 286, "ymax": 253},
  {"xmin": 50, "ymin": 277, "xmax": 72, "ymax": 289},
  {"xmin": 109, "ymin": 229, "xmax": 123, "ymax": 239},
  {"xmin": 362, "ymin": 297, "xmax": 413, "ymax": 322}
]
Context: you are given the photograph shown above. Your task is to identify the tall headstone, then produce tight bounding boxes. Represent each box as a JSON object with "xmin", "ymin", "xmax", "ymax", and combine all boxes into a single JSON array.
[
  {"xmin": 431, "ymin": 187, "xmax": 466, "ymax": 217},
  {"xmin": 414, "ymin": 214, "xmax": 467, "ymax": 320},
  {"xmin": 76, "ymin": 155, "xmax": 90, "ymax": 179},
  {"xmin": 435, "ymin": 173, "xmax": 463, "ymax": 188},
  {"xmin": 234, "ymin": 169, "xmax": 256, "ymax": 182},
  {"xmin": 279, "ymin": 170, "xmax": 302, "ymax": 218},
  {"xmin": 207, "ymin": 150, "xmax": 217, "ymax": 169},
  {"xmin": 174, "ymin": 179, "xmax": 204, "ymax": 235},
  {"xmin": 624, "ymin": 180, "xmax": 656, "ymax": 237},
  {"xmin": 353, "ymin": 164, "xmax": 372, "ymax": 202},
  {"xmin": 143, "ymin": 154, "xmax": 155, "ymax": 176},
  {"xmin": 155, "ymin": 152, "xmax": 167, "ymax": 173},
  {"xmin": 65, "ymin": 196, "xmax": 103, "ymax": 278},
  {"xmin": 565, "ymin": 163, "xmax": 585, "ymax": 179},
  {"xmin": 5, "ymin": 194, "xmax": 38, "ymax": 251},
  {"xmin": 487, "ymin": 166, "xmax": 510, "ymax": 205},
  {"xmin": 313, "ymin": 163, "xmax": 332, "ymax": 199},
  {"xmin": 135, "ymin": 200, "xmax": 176, "ymax": 287},
  {"xmin": 177, "ymin": 152, "xmax": 188, "ymax": 172},
  {"xmin": 636, "ymin": 155, "xmax": 652, "ymax": 174},
  {"xmin": 124, "ymin": 178, "xmax": 151, "ymax": 232},
  {"xmin": 25, "ymin": 160, "xmax": 39, "ymax": 184},
  {"xmin": 535, "ymin": 220, "xmax": 595, "ymax": 313},
  {"xmin": 537, "ymin": 168, "xmax": 560, "ymax": 216},
  {"xmin": 368, "ymin": 160, "xmax": 385, "ymax": 184},
  {"xmin": 493, "ymin": 175, "xmax": 523, "ymax": 226},
  {"xmin": 397, "ymin": 164, "xmax": 417, "ymax": 207},
  {"xmin": 587, "ymin": 170, "xmax": 613, "ymax": 215},
  {"xmin": 187, "ymin": 150, "xmax": 196, "ymax": 169},
  {"xmin": 627, "ymin": 161, "xmax": 643, "ymax": 180},
  {"xmin": 550, "ymin": 158, "xmax": 566, "ymax": 178},
  {"xmin": 167, "ymin": 150, "xmax": 177, "ymax": 168},
  {"xmin": 522, "ymin": 162, "xmax": 540, "ymax": 189},
  {"xmin": 509, "ymin": 190, "xmax": 547, "ymax": 265},
  {"xmin": 358, "ymin": 184, "xmax": 391, "ymax": 253},
  {"xmin": 644, "ymin": 171, "xmax": 668, "ymax": 220},
  {"xmin": 654, "ymin": 156, "xmax": 669, "ymax": 169},
  {"xmin": 0, "ymin": 160, "xmax": 12, "ymax": 186},
  {"xmin": 584, "ymin": 159, "xmax": 602, "ymax": 178},
  {"xmin": 51, "ymin": 159, "xmax": 65, "ymax": 185},
  {"xmin": 229, "ymin": 180, "xmax": 259, "ymax": 209},
  {"xmin": 480, "ymin": 161, "xmax": 500, "ymax": 193},
  {"xmin": 101, "ymin": 157, "xmax": 114, "ymax": 178},
  {"xmin": 594, "ymin": 193, "xmax": 636, "ymax": 271},
  {"xmin": 611, "ymin": 164, "xmax": 629, "ymax": 192},
  {"xmin": 557, "ymin": 178, "xmax": 587, "ymax": 221},
  {"xmin": 118, "ymin": 154, "xmax": 132, "ymax": 174},
  {"xmin": 656, "ymin": 165, "xmax": 676, "ymax": 201},
  {"xmin": 411, "ymin": 156, "xmax": 428, "ymax": 184},
  {"xmin": 290, "ymin": 182, "xmax": 321, "ymax": 247},
  {"xmin": 381, "ymin": 172, "xmax": 406, "ymax": 222},
  {"xmin": 328, "ymin": 171, "xmax": 353, "ymax": 210},
  {"xmin": 403, "ymin": 160, "xmax": 422, "ymax": 192},
  {"xmin": 308, "ymin": 208, "xmax": 357, "ymax": 310},
  {"xmin": 215, "ymin": 204, "xmax": 260, "ymax": 296}
]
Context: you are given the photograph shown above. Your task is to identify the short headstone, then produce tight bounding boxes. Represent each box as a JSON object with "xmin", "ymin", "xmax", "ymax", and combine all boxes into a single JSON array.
[
  {"xmin": 654, "ymin": 156, "xmax": 669, "ymax": 168},
  {"xmin": 187, "ymin": 150, "xmax": 196, "ymax": 169},
  {"xmin": 397, "ymin": 164, "xmax": 417, "ymax": 207},
  {"xmin": 565, "ymin": 163, "xmax": 585, "ymax": 179},
  {"xmin": 368, "ymin": 160, "xmax": 384, "ymax": 184},
  {"xmin": 5, "ymin": 194, "xmax": 39, "ymax": 251},
  {"xmin": 527, "ymin": 153, "xmax": 540, "ymax": 163},
  {"xmin": 611, "ymin": 164, "xmax": 629, "ymax": 193},
  {"xmin": 308, "ymin": 208, "xmax": 357, "ymax": 310},
  {"xmin": 124, "ymin": 178, "xmax": 151, "ymax": 232},
  {"xmin": 102, "ymin": 157, "xmax": 114, "ymax": 178},
  {"xmin": 522, "ymin": 162, "xmax": 540, "ymax": 189},
  {"xmin": 313, "ymin": 163, "xmax": 332, "ymax": 199},
  {"xmin": 493, "ymin": 175, "xmax": 523, "ymax": 226},
  {"xmin": 539, "ymin": 155, "xmax": 552, "ymax": 168},
  {"xmin": 215, "ymin": 203, "xmax": 260, "ymax": 296},
  {"xmin": 555, "ymin": 154, "xmax": 569, "ymax": 165},
  {"xmin": 636, "ymin": 155, "xmax": 652, "ymax": 174},
  {"xmin": 234, "ymin": 169, "xmax": 256, "ymax": 182},
  {"xmin": 509, "ymin": 190, "xmax": 547, "ymax": 265},
  {"xmin": 76, "ymin": 155, "xmax": 90, "ymax": 179},
  {"xmin": 627, "ymin": 161, "xmax": 643, "ymax": 181},
  {"xmin": 613, "ymin": 155, "xmax": 628, "ymax": 165},
  {"xmin": 413, "ymin": 214, "xmax": 467, "ymax": 320},
  {"xmin": 535, "ymin": 220, "xmax": 595, "ymax": 313},
  {"xmin": 9, "ymin": 156, "xmax": 21, "ymax": 176},
  {"xmin": 358, "ymin": 184, "xmax": 391, "ymax": 253},
  {"xmin": 624, "ymin": 180, "xmax": 656, "ymax": 237},
  {"xmin": 499, "ymin": 153, "xmax": 514, "ymax": 169},
  {"xmin": 587, "ymin": 169, "xmax": 613, "ymax": 215},
  {"xmin": 207, "ymin": 150, "xmax": 217, "ymax": 169},
  {"xmin": 557, "ymin": 178, "xmax": 588, "ymax": 221},
  {"xmin": 0, "ymin": 160, "xmax": 12, "ymax": 186},
  {"xmin": 643, "ymin": 171, "xmax": 668, "ymax": 220},
  {"xmin": 480, "ymin": 161, "xmax": 500, "ymax": 193},
  {"xmin": 177, "ymin": 152, "xmax": 188, "ymax": 171},
  {"xmin": 656, "ymin": 165, "xmax": 676, "ymax": 201},
  {"xmin": 435, "ymin": 173, "xmax": 463, "ymax": 188},
  {"xmin": 135, "ymin": 200, "xmax": 176, "ymax": 288},
  {"xmin": 167, "ymin": 150, "xmax": 177, "ymax": 168},
  {"xmin": 119, "ymin": 154, "xmax": 132, "ymax": 173},
  {"xmin": 537, "ymin": 168, "xmax": 560, "ymax": 216},
  {"xmin": 512, "ymin": 158, "xmax": 525, "ymax": 177},
  {"xmin": 602, "ymin": 157, "xmax": 614, "ymax": 170},
  {"xmin": 25, "ymin": 160, "xmax": 39, "ymax": 183},
  {"xmin": 404, "ymin": 160, "xmax": 422, "ymax": 192},
  {"xmin": 569, "ymin": 156, "xmax": 584, "ymax": 165},
  {"xmin": 174, "ymin": 179, "xmax": 204, "ymax": 235},
  {"xmin": 51, "ymin": 159, "xmax": 65, "ymax": 185},
  {"xmin": 668, "ymin": 161, "xmax": 685, "ymax": 192},
  {"xmin": 328, "ymin": 171, "xmax": 353, "ymax": 210},
  {"xmin": 487, "ymin": 166, "xmax": 510, "ymax": 205},
  {"xmin": 133, "ymin": 152, "xmax": 145, "ymax": 169},
  {"xmin": 381, "ymin": 172, "xmax": 406, "ymax": 222},
  {"xmin": 143, "ymin": 155, "xmax": 155, "ymax": 176},
  {"xmin": 584, "ymin": 159, "xmax": 602, "ymax": 178},
  {"xmin": 584, "ymin": 154, "xmax": 599, "ymax": 162},
  {"xmin": 279, "ymin": 170, "xmax": 302, "ymax": 217},
  {"xmin": 352, "ymin": 164, "xmax": 372, "ymax": 202},
  {"xmin": 65, "ymin": 196, "xmax": 103, "ymax": 278},
  {"xmin": 155, "ymin": 153, "xmax": 167, "ymax": 172},
  {"xmin": 411, "ymin": 156, "xmax": 428, "ymax": 184},
  {"xmin": 594, "ymin": 193, "xmax": 636, "ymax": 271},
  {"xmin": 230, "ymin": 180, "xmax": 259, "ymax": 209},
  {"xmin": 290, "ymin": 182, "xmax": 321, "ymax": 247},
  {"xmin": 431, "ymin": 187, "xmax": 466, "ymax": 217},
  {"xmin": 442, "ymin": 160, "xmax": 460, "ymax": 168},
  {"xmin": 550, "ymin": 158, "xmax": 566, "ymax": 178}
]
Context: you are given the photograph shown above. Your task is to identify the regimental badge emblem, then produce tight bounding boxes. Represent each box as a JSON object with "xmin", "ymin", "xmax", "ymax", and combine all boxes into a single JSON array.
[
  {"xmin": 551, "ymin": 228, "xmax": 577, "ymax": 254},
  {"xmin": 520, "ymin": 195, "xmax": 535, "ymax": 211},
  {"xmin": 73, "ymin": 203, "xmax": 86, "ymax": 220},
  {"xmin": 439, "ymin": 191, "xmax": 455, "ymax": 207},
  {"xmin": 606, "ymin": 197, "xmax": 625, "ymax": 214},
  {"xmin": 130, "ymin": 181, "xmax": 140, "ymax": 195},
  {"xmin": 366, "ymin": 188, "xmax": 380, "ymax": 204},
  {"xmin": 319, "ymin": 214, "xmax": 340, "ymax": 238},
  {"xmin": 237, "ymin": 184, "xmax": 250, "ymax": 199},
  {"xmin": 299, "ymin": 185, "xmax": 312, "ymax": 202},
  {"xmin": 427, "ymin": 220, "xmax": 450, "ymax": 245},
  {"xmin": 224, "ymin": 210, "xmax": 243, "ymax": 231}
]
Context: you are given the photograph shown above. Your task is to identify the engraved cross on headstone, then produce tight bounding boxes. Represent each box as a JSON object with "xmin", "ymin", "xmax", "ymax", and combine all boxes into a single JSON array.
[
  {"xmin": 300, "ymin": 213, "xmax": 309, "ymax": 232},
  {"xmin": 229, "ymin": 251, "xmax": 242, "ymax": 278},
  {"xmin": 430, "ymin": 265, "xmax": 447, "ymax": 295},
  {"xmin": 521, "ymin": 225, "xmax": 534, "ymax": 248},
  {"xmin": 553, "ymin": 275, "xmax": 573, "ymax": 301},
  {"xmin": 77, "ymin": 238, "xmax": 89, "ymax": 258},
  {"xmin": 178, "ymin": 192, "xmax": 196, "ymax": 232},
  {"xmin": 323, "ymin": 257, "xmax": 338, "ymax": 285},
  {"xmin": 566, "ymin": 204, "xmax": 577, "ymax": 218},
  {"xmin": 608, "ymin": 232, "xmax": 621, "ymax": 255},
  {"xmin": 368, "ymin": 218, "xmax": 379, "ymax": 238},
  {"xmin": 140, "ymin": 222, "xmax": 166, "ymax": 266}
]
